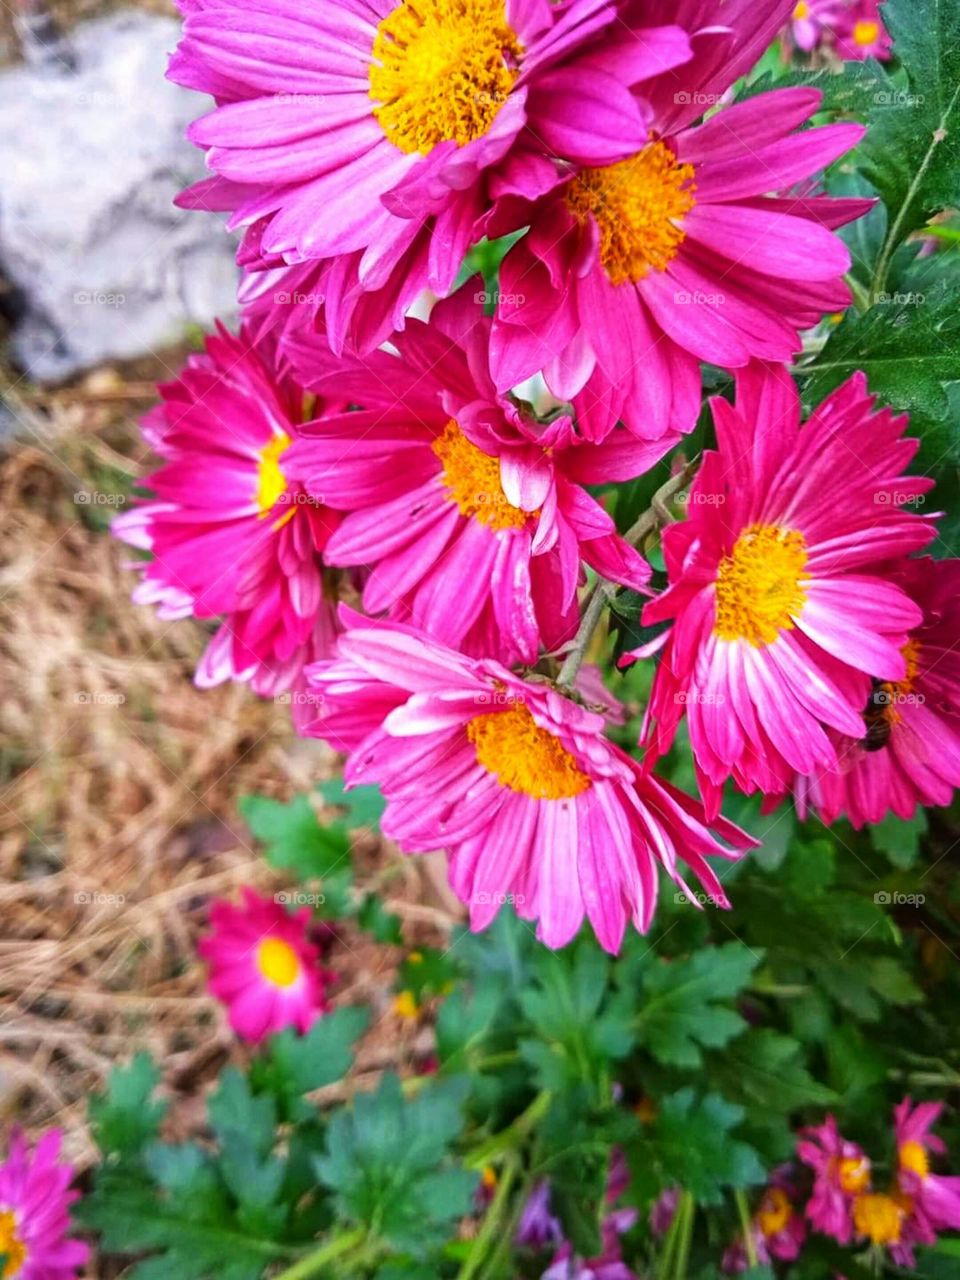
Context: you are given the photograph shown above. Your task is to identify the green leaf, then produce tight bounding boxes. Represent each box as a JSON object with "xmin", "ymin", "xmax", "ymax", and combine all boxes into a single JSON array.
[
  {"xmin": 868, "ymin": 955, "xmax": 923, "ymax": 1004},
  {"xmin": 870, "ymin": 810, "xmax": 929, "ymax": 869},
  {"xmin": 90, "ymin": 1054, "xmax": 167, "ymax": 1159},
  {"xmin": 318, "ymin": 779, "xmax": 385, "ymax": 832},
  {"xmin": 239, "ymin": 793, "xmax": 350, "ymax": 882},
  {"xmin": 643, "ymin": 1090, "xmax": 765, "ymax": 1206},
  {"xmin": 315, "ymin": 1075, "xmax": 476, "ymax": 1253},
  {"xmin": 356, "ymin": 893, "xmax": 403, "ymax": 944},
  {"xmin": 435, "ymin": 976, "xmax": 504, "ymax": 1065},
  {"xmin": 801, "ymin": 278, "xmax": 960, "ymax": 462},
  {"xmin": 208, "ymin": 1068, "xmax": 276, "ymax": 1158},
  {"xmin": 631, "ymin": 943, "xmax": 761, "ymax": 1068},
  {"xmin": 253, "ymin": 1007, "xmax": 370, "ymax": 1119}
]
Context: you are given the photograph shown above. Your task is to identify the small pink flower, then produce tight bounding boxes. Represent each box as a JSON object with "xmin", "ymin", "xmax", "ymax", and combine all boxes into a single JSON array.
[
  {"xmin": 632, "ymin": 364, "xmax": 934, "ymax": 817},
  {"xmin": 199, "ymin": 887, "xmax": 333, "ymax": 1043},
  {"xmin": 0, "ymin": 1129, "xmax": 89, "ymax": 1280},
  {"xmin": 835, "ymin": 0, "xmax": 892, "ymax": 60},
  {"xmin": 304, "ymin": 611, "xmax": 755, "ymax": 954},
  {"xmin": 787, "ymin": 0, "xmax": 845, "ymax": 52},
  {"xmin": 113, "ymin": 324, "xmax": 342, "ymax": 707},
  {"xmin": 797, "ymin": 1116, "xmax": 872, "ymax": 1245},
  {"xmin": 895, "ymin": 1098, "xmax": 960, "ymax": 1234}
]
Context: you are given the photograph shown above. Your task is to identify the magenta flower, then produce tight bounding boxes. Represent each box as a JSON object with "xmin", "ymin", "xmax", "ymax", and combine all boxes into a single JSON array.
[
  {"xmin": 835, "ymin": 0, "xmax": 892, "ymax": 60},
  {"xmin": 895, "ymin": 1098, "xmax": 960, "ymax": 1234},
  {"xmin": 304, "ymin": 611, "xmax": 754, "ymax": 953},
  {"xmin": 797, "ymin": 1115, "xmax": 871, "ymax": 1244},
  {"xmin": 787, "ymin": 0, "xmax": 844, "ymax": 52},
  {"xmin": 632, "ymin": 365, "xmax": 934, "ymax": 816},
  {"xmin": 486, "ymin": 28, "xmax": 870, "ymax": 441},
  {"xmin": 113, "ymin": 324, "xmax": 341, "ymax": 704},
  {"xmin": 283, "ymin": 292, "xmax": 668, "ymax": 665},
  {"xmin": 0, "ymin": 1129, "xmax": 89, "ymax": 1280},
  {"xmin": 170, "ymin": 0, "xmax": 695, "ymax": 356},
  {"xmin": 199, "ymin": 887, "xmax": 333, "ymax": 1043},
  {"xmin": 793, "ymin": 557, "xmax": 960, "ymax": 827}
]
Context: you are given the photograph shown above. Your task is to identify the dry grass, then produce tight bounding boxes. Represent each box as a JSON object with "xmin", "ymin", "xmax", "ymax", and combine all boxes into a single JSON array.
[{"xmin": 0, "ymin": 366, "xmax": 464, "ymax": 1193}]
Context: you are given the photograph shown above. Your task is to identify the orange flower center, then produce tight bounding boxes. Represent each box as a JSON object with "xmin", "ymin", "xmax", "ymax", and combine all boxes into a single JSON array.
[
  {"xmin": 853, "ymin": 1192, "xmax": 904, "ymax": 1245},
  {"xmin": 853, "ymin": 19, "xmax": 880, "ymax": 45},
  {"xmin": 714, "ymin": 524, "xmax": 809, "ymax": 646},
  {"xmin": 565, "ymin": 141, "xmax": 696, "ymax": 286},
  {"xmin": 256, "ymin": 937, "xmax": 301, "ymax": 989},
  {"xmin": 899, "ymin": 1139, "xmax": 930, "ymax": 1181},
  {"xmin": 370, "ymin": 0, "xmax": 522, "ymax": 155},
  {"xmin": 432, "ymin": 420, "xmax": 532, "ymax": 530},
  {"xmin": 0, "ymin": 1211, "xmax": 27, "ymax": 1279},
  {"xmin": 756, "ymin": 1187, "xmax": 793, "ymax": 1238},
  {"xmin": 835, "ymin": 1155, "xmax": 872, "ymax": 1195},
  {"xmin": 256, "ymin": 431, "xmax": 291, "ymax": 516},
  {"xmin": 467, "ymin": 704, "xmax": 591, "ymax": 799},
  {"xmin": 793, "ymin": 1, "xmax": 810, "ymax": 17}
]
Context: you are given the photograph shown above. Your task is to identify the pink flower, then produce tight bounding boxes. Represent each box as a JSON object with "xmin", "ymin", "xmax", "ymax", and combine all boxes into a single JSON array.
[
  {"xmin": 649, "ymin": 1186, "xmax": 680, "ymax": 1237},
  {"xmin": 283, "ymin": 291, "xmax": 668, "ymax": 665},
  {"xmin": 834, "ymin": 0, "xmax": 892, "ymax": 60},
  {"xmin": 631, "ymin": 365, "xmax": 935, "ymax": 817},
  {"xmin": 792, "ymin": 557, "xmax": 960, "ymax": 827},
  {"xmin": 0, "ymin": 1129, "xmax": 89, "ymax": 1280},
  {"xmin": 199, "ymin": 887, "xmax": 333, "ymax": 1043},
  {"xmin": 895, "ymin": 1098, "xmax": 960, "ymax": 1234},
  {"xmin": 787, "ymin": 0, "xmax": 845, "ymax": 52},
  {"xmin": 516, "ymin": 1181, "xmax": 564, "ymax": 1249},
  {"xmin": 304, "ymin": 611, "xmax": 755, "ymax": 954},
  {"xmin": 170, "ymin": 0, "xmax": 695, "ymax": 357},
  {"xmin": 722, "ymin": 1167, "xmax": 807, "ymax": 1273},
  {"xmin": 113, "ymin": 324, "xmax": 341, "ymax": 705},
  {"xmin": 485, "ymin": 13, "xmax": 870, "ymax": 441},
  {"xmin": 797, "ymin": 1115, "xmax": 872, "ymax": 1244}
]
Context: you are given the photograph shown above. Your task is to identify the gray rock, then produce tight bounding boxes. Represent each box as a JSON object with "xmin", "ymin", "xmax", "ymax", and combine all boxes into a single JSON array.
[{"xmin": 0, "ymin": 10, "xmax": 239, "ymax": 383}]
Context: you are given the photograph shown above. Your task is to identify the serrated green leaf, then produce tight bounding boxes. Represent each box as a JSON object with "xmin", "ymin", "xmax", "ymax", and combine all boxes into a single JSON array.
[
  {"xmin": 90, "ymin": 1053, "xmax": 167, "ymax": 1159},
  {"xmin": 239, "ymin": 793, "xmax": 350, "ymax": 883},
  {"xmin": 318, "ymin": 779, "xmax": 385, "ymax": 832},
  {"xmin": 356, "ymin": 893, "xmax": 403, "ymax": 944},
  {"xmin": 870, "ymin": 810, "xmax": 928, "ymax": 869},
  {"xmin": 208, "ymin": 1068, "xmax": 276, "ymax": 1158},
  {"xmin": 643, "ymin": 1090, "xmax": 765, "ymax": 1205},
  {"xmin": 254, "ymin": 1007, "xmax": 370, "ymax": 1119}
]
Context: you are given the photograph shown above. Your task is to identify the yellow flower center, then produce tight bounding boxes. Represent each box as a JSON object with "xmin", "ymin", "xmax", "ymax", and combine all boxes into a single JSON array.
[
  {"xmin": 853, "ymin": 1192, "xmax": 904, "ymax": 1245},
  {"xmin": 0, "ymin": 1211, "xmax": 27, "ymax": 1279},
  {"xmin": 714, "ymin": 524, "xmax": 809, "ymax": 646},
  {"xmin": 467, "ymin": 704, "xmax": 591, "ymax": 799},
  {"xmin": 756, "ymin": 1187, "xmax": 793, "ymax": 1238},
  {"xmin": 393, "ymin": 989, "xmax": 418, "ymax": 1019},
  {"xmin": 793, "ymin": 1, "xmax": 810, "ymax": 17},
  {"xmin": 256, "ymin": 431, "xmax": 291, "ymax": 516},
  {"xmin": 432, "ymin": 420, "xmax": 532, "ymax": 530},
  {"xmin": 900, "ymin": 1139, "xmax": 930, "ymax": 1181},
  {"xmin": 565, "ymin": 141, "xmax": 696, "ymax": 287},
  {"xmin": 256, "ymin": 937, "xmax": 301, "ymax": 989},
  {"xmin": 836, "ymin": 1155, "xmax": 872, "ymax": 1195},
  {"xmin": 369, "ymin": 0, "xmax": 522, "ymax": 155},
  {"xmin": 853, "ymin": 18, "xmax": 880, "ymax": 45}
]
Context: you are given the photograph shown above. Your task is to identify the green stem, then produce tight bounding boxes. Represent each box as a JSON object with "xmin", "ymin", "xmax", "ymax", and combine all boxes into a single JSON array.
[
  {"xmin": 656, "ymin": 1198, "xmax": 682, "ymax": 1280},
  {"xmin": 734, "ymin": 1189, "xmax": 759, "ymax": 1270},
  {"xmin": 673, "ymin": 1192, "xmax": 695, "ymax": 1280},
  {"xmin": 478, "ymin": 1154, "xmax": 540, "ymax": 1280},
  {"xmin": 457, "ymin": 1153, "xmax": 520, "ymax": 1280},
  {"xmin": 556, "ymin": 577, "xmax": 610, "ymax": 690},
  {"xmin": 272, "ymin": 1228, "xmax": 367, "ymax": 1280},
  {"xmin": 466, "ymin": 1089, "xmax": 552, "ymax": 1169}
]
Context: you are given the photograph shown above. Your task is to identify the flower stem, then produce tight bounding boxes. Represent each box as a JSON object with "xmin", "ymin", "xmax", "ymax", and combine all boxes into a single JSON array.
[
  {"xmin": 272, "ymin": 1227, "xmax": 367, "ymax": 1280},
  {"xmin": 673, "ymin": 1192, "xmax": 695, "ymax": 1279},
  {"xmin": 457, "ymin": 1153, "xmax": 520, "ymax": 1280},
  {"xmin": 734, "ymin": 1188, "xmax": 759, "ymax": 1269},
  {"xmin": 556, "ymin": 578, "xmax": 610, "ymax": 690}
]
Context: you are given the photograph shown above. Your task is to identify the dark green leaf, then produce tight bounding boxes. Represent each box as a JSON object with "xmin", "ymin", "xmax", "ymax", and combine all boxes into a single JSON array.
[{"xmin": 90, "ymin": 1054, "xmax": 167, "ymax": 1159}]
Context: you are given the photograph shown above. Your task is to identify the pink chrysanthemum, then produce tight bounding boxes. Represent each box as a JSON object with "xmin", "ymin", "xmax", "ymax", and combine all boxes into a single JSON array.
[
  {"xmin": 786, "ymin": 0, "xmax": 844, "ymax": 52},
  {"xmin": 797, "ymin": 1115, "xmax": 872, "ymax": 1245},
  {"xmin": 631, "ymin": 365, "xmax": 935, "ymax": 816},
  {"xmin": 723, "ymin": 1167, "xmax": 807, "ymax": 1272},
  {"xmin": 304, "ymin": 610, "xmax": 755, "ymax": 954},
  {"xmin": 792, "ymin": 557, "xmax": 960, "ymax": 827},
  {"xmin": 283, "ymin": 292, "xmax": 668, "ymax": 665},
  {"xmin": 0, "ymin": 1129, "xmax": 89, "ymax": 1280},
  {"xmin": 170, "ymin": 0, "xmax": 696, "ymax": 356},
  {"xmin": 113, "ymin": 324, "xmax": 341, "ymax": 703},
  {"xmin": 895, "ymin": 1098, "xmax": 960, "ymax": 1234},
  {"xmin": 835, "ymin": 0, "xmax": 891, "ymax": 60},
  {"xmin": 199, "ymin": 887, "xmax": 332, "ymax": 1043},
  {"xmin": 485, "ymin": 6, "xmax": 870, "ymax": 441}
]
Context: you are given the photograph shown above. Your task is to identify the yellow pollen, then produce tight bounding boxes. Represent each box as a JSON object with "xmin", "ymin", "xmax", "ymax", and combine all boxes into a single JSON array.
[
  {"xmin": 467, "ymin": 704, "xmax": 591, "ymax": 799},
  {"xmin": 714, "ymin": 524, "xmax": 809, "ymax": 646},
  {"xmin": 875, "ymin": 639, "xmax": 922, "ymax": 727},
  {"xmin": 256, "ymin": 431, "xmax": 291, "ymax": 516},
  {"xmin": 900, "ymin": 1140, "xmax": 930, "ymax": 1181},
  {"xmin": 393, "ymin": 989, "xmax": 418, "ymax": 1019},
  {"xmin": 370, "ymin": 0, "xmax": 522, "ymax": 155},
  {"xmin": 0, "ymin": 1210, "xmax": 27, "ymax": 1279},
  {"xmin": 853, "ymin": 1192, "xmax": 904, "ymax": 1245},
  {"xmin": 256, "ymin": 937, "xmax": 301, "ymax": 989},
  {"xmin": 853, "ymin": 18, "xmax": 880, "ymax": 45},
  {"xmin": 432, "ymin": 420, "xmax": 532, "ymax": 530},
  {"xmin": 793, "ymin": 0, "xmax": 810, "ymax": 17},
  {"xmin": 565, "ymin": 141, "xmax": 696, "ymax": 286},
  {"xmin": 481, "ymin": 1165, "xmax": 498, "ymax": 1190},
  {"xmin": 757, "ymin": 1187, "xmax": 793, "ymax": 1238},
  {"xmin": 836, "ymin": 1155, "xmax": 872, "ymax": 1195}
]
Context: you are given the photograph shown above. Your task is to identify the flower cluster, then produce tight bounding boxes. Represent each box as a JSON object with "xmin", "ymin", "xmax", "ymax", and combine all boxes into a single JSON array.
[
  {"xmin": 115, "ymin": 0, "xmax": 960, "ymax": 957},
  {"xmin": 785, "ymin": 0, "xmax": 891, "ymax": 60},
  {"xmin": 0, "ymin": 1130, "xmax": 88, "ymax": 1280}
]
